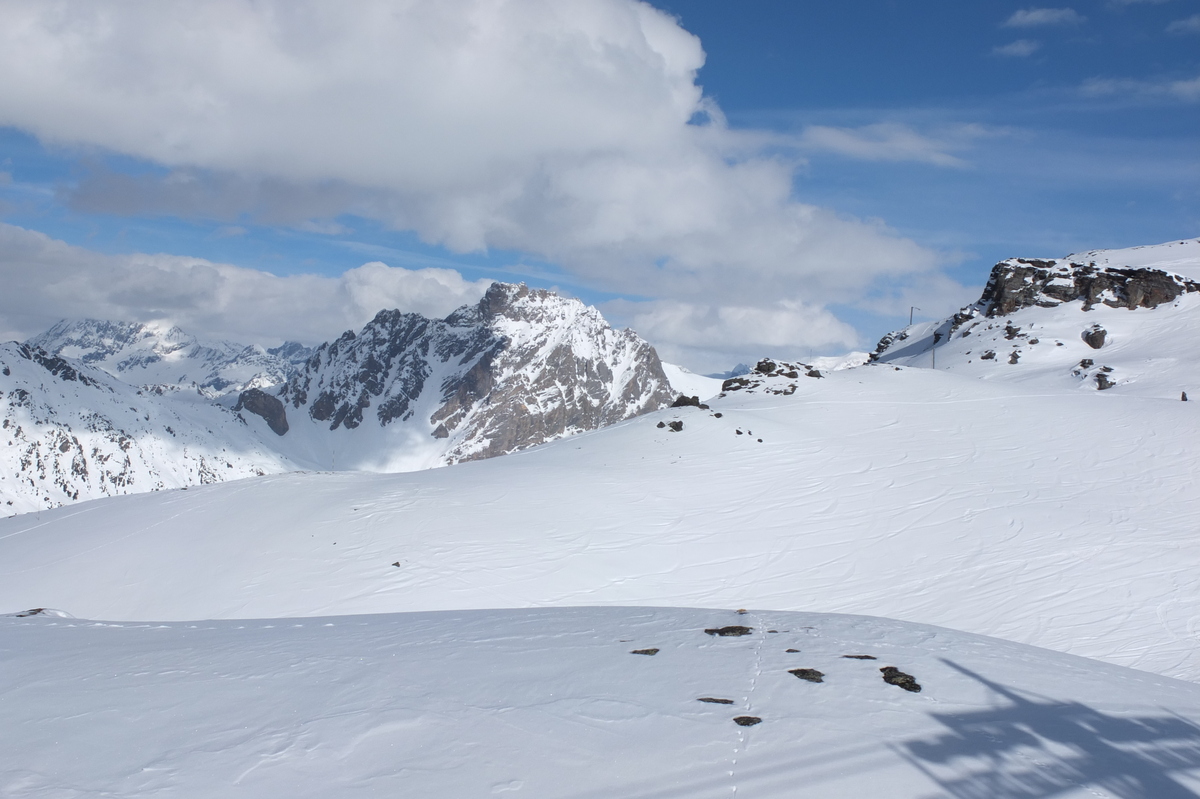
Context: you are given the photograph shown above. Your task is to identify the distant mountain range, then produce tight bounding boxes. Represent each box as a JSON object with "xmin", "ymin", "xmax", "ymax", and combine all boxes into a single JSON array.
[{"xmin": 0, "ymin": 282, "xmax": 677, "ymax": 515}]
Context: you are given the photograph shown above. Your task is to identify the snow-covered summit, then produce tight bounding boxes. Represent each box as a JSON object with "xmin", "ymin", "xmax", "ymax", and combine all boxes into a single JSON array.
[
  {"xmin": 27, "ymin": 318, "xmax": 312, "ymax": 397},
  {"xmin": 870, "ymin": 238, "xmax": 1200, "ymax": 398},
  {"xmin": 272, "ymin": 281, "xmax": 676, "ymax": 466}
]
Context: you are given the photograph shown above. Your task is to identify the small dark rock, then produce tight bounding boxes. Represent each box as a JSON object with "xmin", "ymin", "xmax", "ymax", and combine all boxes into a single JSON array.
[
  {"xmin": 631, "ymin": 648, "xmax": 660, "ymax": 656},
  {"xmin": 1082, "ymin": 325, "xmax": 1107, "ymax": 350},
  {"xmin": 722, "ymin": 377, "xmax": 751, "ymax": 391},
  {"xmin": 1008, "ymin": 351, "xmax": 1020, "ymax": 364},
  {"xmin": 1184, "ymin": 392, "xmax": 1189, "ymax": 402},
  {"xmin": 736, "ymin": 429, "xmax": 743, "ymax": 435},
  {"xmin": 841, "ymin": 655, "xmax": 877, "ymax": 660},
  {"xmin": 806, "ymin": 369, "xmax": 823, "ymax": 379},
  {"xmin": 755, "ymin": 359, "xmax": 777, "ymax": 374},
  {"xmin": 789, "ymin": 668, "xmax": 825, "ymax": 683},
  {"xmin": 783, "ymin": 370, "xmax": 799, "ymax": 379},
  {"xmin": 1096, "ymin": 372, "xmax": 1115, "ymax": 391},
  {"xmin": 733, "ymin": 716, "xmax": 762, "ymax": 727},
  {"xmin": 391, "ymin": 561, "xmax": 401, "ymax": 567},
  {"xmin": 705, "ymin": 626, "xmax": 753, "ymax": 637},
  {"xmin": 980, "ymin": 350, "xmax": 996, "ymax": 361},
  {"xmin": 1079, "ymin": 358, "xmax": 1094, "ymax": 369},
  {"xmin": 880, "ymin": 666, "xmax": 921, "ymax": 693},
  {"xmin": 767, "ymin": 630, "xmax": 779, "ymax": 634},
  {"xmin": 656, "ymin": 421, "xmax": 666, "ymax": 428},
  {"xmin": 713, "ymin": 412, "xmax": 723, "ymax": 418},
  {"xmin": 667, "ymin": 420, "xmax": 683, "ymax": 432},
  {"xmin": 786, "ymin": 648, "xmax": 800, "ymax": 653},
  {"xmin": 697, "ymin": 697, "xmax": 734, "ymax": 704}
]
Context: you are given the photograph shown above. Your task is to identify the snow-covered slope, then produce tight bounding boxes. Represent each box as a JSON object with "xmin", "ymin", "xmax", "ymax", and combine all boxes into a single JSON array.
[
  {"xmin": 870, "ymin": 238, "xmax": 1200, "ymax": 399},
  {"xmin": 6, "ymin": 606, "xmax": 1200, "ymax": 798},
  {"xmin": 0, "ymin": 343, "xmax": 294, "ymax": 515},
  {"xmin": 28, "ymin": 319, "xmax": 311, "ymax": 396},
  {"xmin": 4, "ymin": 358, "xmax": 1199, "ymax": 681}
]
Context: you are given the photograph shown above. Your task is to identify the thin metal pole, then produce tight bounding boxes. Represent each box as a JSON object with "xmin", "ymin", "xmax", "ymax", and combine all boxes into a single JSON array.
[{"xmin": 910, "ymin": 306, "xmax": 920, "ymax": 325}]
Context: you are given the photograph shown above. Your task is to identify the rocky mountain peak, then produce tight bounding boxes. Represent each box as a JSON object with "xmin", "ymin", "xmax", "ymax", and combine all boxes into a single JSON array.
[{"xmin": 274, "ymin": 282, "xmax": 675, "ymax": 464}]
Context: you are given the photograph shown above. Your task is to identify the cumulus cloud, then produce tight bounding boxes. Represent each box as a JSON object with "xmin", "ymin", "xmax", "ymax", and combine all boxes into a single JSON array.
[
  {"xmin": 1003, "ymin": 8, "xmax": 1086, "ymax": 27},
  {"xmin": 993, "ymin": 39, "xmax": 1042, "ymax": 57},
  {"xmin": 0, "ymin": 223, "xmax": 492, "ymax": 345},
  {"xmin": 0, "ymin": 0, "xmax": 951, "ymax": 367},
  {"xmin": 1167, "ymin": 14, "xmax": 1200, "ymax": 33}
]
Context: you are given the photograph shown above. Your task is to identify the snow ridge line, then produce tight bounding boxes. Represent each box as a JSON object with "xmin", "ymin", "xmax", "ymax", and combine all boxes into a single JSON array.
[{"xmin": 729, "ymin": 612, "xmax": 767, "ymax": 796}]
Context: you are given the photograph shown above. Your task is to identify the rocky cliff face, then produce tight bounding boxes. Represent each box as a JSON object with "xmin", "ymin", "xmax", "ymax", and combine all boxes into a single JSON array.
[
  {"xmin": 278, "ymin": 282, "xmax": 675, "ymax": 463},
  {"xmin": 977, "ymin": 258, "xmax": 1199, "ymax": 317},
  {"xmin": 28, "ymin": 319, "xmax": 313, "ymax": 396}
]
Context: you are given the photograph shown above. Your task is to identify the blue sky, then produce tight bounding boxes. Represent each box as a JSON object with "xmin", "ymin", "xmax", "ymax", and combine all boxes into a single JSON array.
[{"xmin": 0, "ymin": 1, "xmax": 1196, "ymax": 371}]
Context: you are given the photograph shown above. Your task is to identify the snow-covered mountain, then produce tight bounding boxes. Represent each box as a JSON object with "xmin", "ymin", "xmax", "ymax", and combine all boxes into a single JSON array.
[
  {"xmin": 870, "ymin": 237, "xmax": 1200, "ymax": 398},
  {"xmin": 1, "ymin": 283, "xmax": 678, "ymax": 512},
  {"xmin": 28, "ymin": 319, "xmax": 313, "ymax": 396},
  {"xmin": 266, "ymin": 282, "xmax": 676, "ymax": 469},
  {"xmin": 0, "ymin": 342, "xmax": 294, "ymax": 515}
]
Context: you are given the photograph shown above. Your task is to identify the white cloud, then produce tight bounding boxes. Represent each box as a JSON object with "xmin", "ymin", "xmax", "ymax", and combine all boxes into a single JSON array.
[
  {"xmin": 1081, "ymin": 74, "xmax": 1200, "ymax": 102},
  {"xmin": 0, "ymin": 223, "xmax": 492, "ymax": 345},
  {"xmin": 0, "ymin": 0, "xmax": 945, "ymax": 362},
  {"xmin": 795, "ymin": 123, "xmax": 971, "ymax": 167},
  {"xmin": 993, "ymin": 39, "xmax": 1043, "ymax": 57},
  {"xmin": 1167, "ymin": 14, "xmax": 1200, "ymax": 33},
  {"xmin": 1003, "ymin": 8, "xmax": 1086, "ymax": 27}
]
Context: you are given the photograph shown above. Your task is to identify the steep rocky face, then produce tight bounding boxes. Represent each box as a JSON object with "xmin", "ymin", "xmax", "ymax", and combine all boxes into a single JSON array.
[
  {"xmin": 234, "ymin": 388, "xmax": 289, "ymax": 436},
  {"xmin": 28, "ymin": 319, "xmax": 312, "ymax": 396},
  {"xmin": 278, "ymin": 282, "xmax": 675, "ymax": 462},
  {"xmin": 977, "ymin": 258, "xmax": 1199, "ymax": 317}
]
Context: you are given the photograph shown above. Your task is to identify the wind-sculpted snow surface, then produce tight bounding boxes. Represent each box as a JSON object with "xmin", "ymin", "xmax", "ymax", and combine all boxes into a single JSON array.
[
  {"xmin": 3, "ymin": 361, "xmax": 1200, "ymax": 680},
  {"xmin": 0, "ymin": 343, "xmax": 291, "ymax": 514},
  {"xmin": 6, "ymin": 606, "xmax": 1200, "ymax": 798}
]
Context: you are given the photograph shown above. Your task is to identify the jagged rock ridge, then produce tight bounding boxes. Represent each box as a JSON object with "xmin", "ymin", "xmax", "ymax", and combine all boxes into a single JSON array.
[{"xmin": 276, "ymin": 282, "xmax": 675, "ymax": 463}]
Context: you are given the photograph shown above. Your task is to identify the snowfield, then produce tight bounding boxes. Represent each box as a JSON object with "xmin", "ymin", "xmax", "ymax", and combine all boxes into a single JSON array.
[
  {"xmin": 8, "ymin": 606, "xmax": 1200, "ymax": 798},
  {"xmin": 2, "ymin": 362, "xmax": 1198, "ymax": 682}
]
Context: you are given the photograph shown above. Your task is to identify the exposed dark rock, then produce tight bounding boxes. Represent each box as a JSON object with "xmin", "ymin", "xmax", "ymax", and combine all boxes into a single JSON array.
[
  {"xmin": 786, "ymin": 648, "xmax": 800, "ymax": 653},
  {"xmin": 697, "ymin": 697, "xmax": 734, "ymax": 704},
  {"xmin": 755, "ymin": 359, "xmax": 777, "ymax": 374},
  {"xmin": 789, "ymin": 668, "xmax": 825, "ymax": 683},
  {"xmin": 806, "ymin": 369, "xmax": 823, "ymax": 379},
  {"xmin": 1096, "ymin": 371, "xmax": 1116, "ymax": 391},
  {"xmin": 667, "ymin": 421, "xmax": 683, "ymax": 432},
  {"xmin": 1083, "ymin": 326, "xmax": 1107, "ymax": 349},
  {"xmin": 980, "ymin": 351, "xmax": 996, "ymax": 361},
  {"xmin": 705, "ymin": 626, "xmax": 753, "ymax": 637},
  {"xmin": 880, "ymin": 666, "xmax": 921, "ymax": 692},
  {"xmin": 656, "ymin": 421, "xmax": 666, "ymax": 428},
  {"xmin": 671, "ymin": 395, "xmax": 709, "ymax": 409},
  {"xmin": 234, "ymin": 388, "xmax": 289, "ymax": 436},
  {"xmin": 733, "ymin": 716, "xmax": 762, "ymax": 727},
  {"xmin": 722, "ymin": 377, "xmax": 751, "ymax": 392},
  {"xmin": 631, "ymin": 648, "xmax": 660, "ymax": 656},
  {"xmin": 1184, "ymin": 392, "xmax": 1189, "ymax": 402},
  {"xmin": 980, "ymin": 260, "xmax": 1198, "ymax": 317},
  {"xmin": 1008, "ymin": 351, "xmax": 1020, "ymax": 365},
  {"xmin": 1079, "ymin": 358, "xmax": 1094, "ymax": 369},
  {"xmin": 842, "ymin": 655, "xmax": 877, "ymax": 660}
]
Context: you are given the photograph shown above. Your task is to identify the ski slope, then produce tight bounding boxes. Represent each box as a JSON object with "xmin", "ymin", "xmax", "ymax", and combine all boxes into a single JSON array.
[
  {"xmin": 3, "ymin": 362, "xmax": 1198, "ymax": 681},
  {"xmin": 7, "ymin": 606, "xmax": 1200, "ymax": 798}
]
